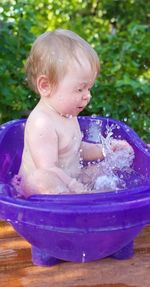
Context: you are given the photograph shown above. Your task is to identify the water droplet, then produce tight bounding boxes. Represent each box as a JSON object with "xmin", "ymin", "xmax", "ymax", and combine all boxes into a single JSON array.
[
  {"xmin": 6, "ymin": 219, "xmax": 11, "ymax": 222},
  {"xmin": 96, "ymin": 120, "xmax": 101, "ymax": 125},
  {"xmin": 91, "ymin": 114, "xmax": 97, "ymax": 118},
  {"xmin": 82, "ymin": 251, "xmax": 86, "ymax": 263},
  {"xmin": 66, "ymin": 114, "xmax": 73, "ymax": 119},
  {"xmin": 81, "ymin": 132, "xmax": 84, "ymax": 139},
  {"xmin": 17, "ymin": 212, "xmax": 23, "ymax": 221},
  {"xmin": 144, "ymin": 148, "xmax": 149, "ymax": 152}
]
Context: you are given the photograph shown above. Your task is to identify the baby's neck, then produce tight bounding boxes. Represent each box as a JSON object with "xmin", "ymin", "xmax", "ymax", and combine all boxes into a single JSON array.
[{"xmin": 42, "ymin": 100, "xmax": 74, "ymax": 119}]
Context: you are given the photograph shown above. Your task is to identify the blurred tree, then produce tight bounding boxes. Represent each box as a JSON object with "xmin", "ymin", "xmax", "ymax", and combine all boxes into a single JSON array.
[{"xmin": 0, "ymin": 0, "xmax": 150, "ymax": 141}]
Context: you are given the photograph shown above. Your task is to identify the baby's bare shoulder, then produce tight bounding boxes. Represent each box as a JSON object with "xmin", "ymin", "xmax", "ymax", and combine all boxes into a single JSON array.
[
  {"xmin": 25, "ymin": 109, "xmax": 58, "ymax": 143},
  {"xmin": 27, "ymin": 108, "xmax": 54, "ymax": 130}
]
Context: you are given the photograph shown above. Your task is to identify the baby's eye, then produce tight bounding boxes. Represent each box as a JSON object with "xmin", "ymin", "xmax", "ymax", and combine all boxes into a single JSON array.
[{"xmin": 78, "ymin": 88, "xmax": 83, "ymax": 92}]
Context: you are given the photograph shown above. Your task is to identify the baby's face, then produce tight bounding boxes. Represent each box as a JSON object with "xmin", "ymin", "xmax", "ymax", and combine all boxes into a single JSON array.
[{"xmin": 48, "ymin": 56, "xmax": 96, "ymax": 117}]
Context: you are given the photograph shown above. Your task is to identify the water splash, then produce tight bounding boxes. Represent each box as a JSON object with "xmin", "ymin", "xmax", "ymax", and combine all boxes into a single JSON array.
[{"xmin": 91, "ymin": 123, "xmax": 135, "ymax": 192}]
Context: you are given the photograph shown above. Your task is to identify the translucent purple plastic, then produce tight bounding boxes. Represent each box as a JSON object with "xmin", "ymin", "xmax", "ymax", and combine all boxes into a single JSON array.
[{"xmin": 0, "ymin": 116, "xmax": 150, "ymax": 266}]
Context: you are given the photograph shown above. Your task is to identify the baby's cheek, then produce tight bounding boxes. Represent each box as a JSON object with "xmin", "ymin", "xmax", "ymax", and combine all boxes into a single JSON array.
[{"xmin": 74, "ymin": 96, "xmax": 80, "ymax": 104}]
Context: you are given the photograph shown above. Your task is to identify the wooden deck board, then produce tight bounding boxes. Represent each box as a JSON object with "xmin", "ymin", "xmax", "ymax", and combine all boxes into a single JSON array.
[{"xmin": 0, "ymin": 221, "xmax": 150, "ymax": 287}]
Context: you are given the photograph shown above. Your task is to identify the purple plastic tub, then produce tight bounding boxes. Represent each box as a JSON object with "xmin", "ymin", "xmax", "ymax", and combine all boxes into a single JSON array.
[{"xmin": 0, "ymin": 116, "xmax": 150, "ymax": 266}]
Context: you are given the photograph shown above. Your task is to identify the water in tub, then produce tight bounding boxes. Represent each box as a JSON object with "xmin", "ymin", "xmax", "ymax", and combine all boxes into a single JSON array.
[{"xmin": 81, "ymin": 119, "xmax": 150, "ymax": 193}]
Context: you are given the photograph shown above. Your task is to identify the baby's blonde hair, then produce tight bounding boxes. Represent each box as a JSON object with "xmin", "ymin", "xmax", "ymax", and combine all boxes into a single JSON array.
[{"xmin": 25, "ymin": 29, "xmax": 100, "ymax": 94}]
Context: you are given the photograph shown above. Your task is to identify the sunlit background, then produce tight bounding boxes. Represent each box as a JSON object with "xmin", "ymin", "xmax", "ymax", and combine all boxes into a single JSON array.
[{"xmin": 0, "ymin": 0, "xmax": 149, "ymax": 141}]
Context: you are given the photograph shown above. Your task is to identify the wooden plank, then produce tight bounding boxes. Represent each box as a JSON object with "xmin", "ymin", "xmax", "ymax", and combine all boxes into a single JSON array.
[
  {"xmin": 0, "ymin": 221, "xmax": 17, "ymax": 239},
  {"xmin": 0, "ymin": 222, "xmax": 149, "ymax": 287},
  {"xmin": 0, "ymin": 221, "xmax": 32, "ymax": 271}
]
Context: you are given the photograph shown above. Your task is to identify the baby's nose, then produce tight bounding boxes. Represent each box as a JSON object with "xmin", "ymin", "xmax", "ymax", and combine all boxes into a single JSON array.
[{"xmin": 82, "ymin": 91, "xmax": 91, "ymax": 101}]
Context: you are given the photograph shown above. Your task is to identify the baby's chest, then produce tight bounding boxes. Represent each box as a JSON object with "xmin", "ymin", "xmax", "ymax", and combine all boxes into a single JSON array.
[{"xmin": 57, "ymin": 120, "xmax": 82, "ymax": 155}]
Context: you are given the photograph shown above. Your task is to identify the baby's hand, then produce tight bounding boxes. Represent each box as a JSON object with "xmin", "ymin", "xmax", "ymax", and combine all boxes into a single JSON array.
[
  {"xmin": 68, "ymin": 178, "xmax": 88, "ymax": 194},
  {"xmin": 111, "ymin": 139, "xmax": 133, "ymax": 154}
]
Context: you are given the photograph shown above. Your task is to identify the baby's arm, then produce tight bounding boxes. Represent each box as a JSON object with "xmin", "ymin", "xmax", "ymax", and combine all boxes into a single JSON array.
[
  {"xmin": 80, "ymin": 142, "xmax": 104, "ymax": 161},
  {"xmin": 26, "ymin": 117, "xmax": 86, "ymax": 194},
  {"xmin": 80, "ymin": 140, "xmax": 133, "ymax": 162}
]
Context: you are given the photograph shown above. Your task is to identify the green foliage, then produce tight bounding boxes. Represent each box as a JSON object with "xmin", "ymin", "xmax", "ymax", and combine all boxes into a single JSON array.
[{"xmin": 0, "ymin": 0, "xmax": 150, "ymax": 141}]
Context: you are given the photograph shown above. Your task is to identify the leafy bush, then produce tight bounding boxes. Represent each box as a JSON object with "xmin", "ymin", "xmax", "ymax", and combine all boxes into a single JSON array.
[{"xmin": 0, "ymin": 0, "xmax": 150, "ymax": 141}]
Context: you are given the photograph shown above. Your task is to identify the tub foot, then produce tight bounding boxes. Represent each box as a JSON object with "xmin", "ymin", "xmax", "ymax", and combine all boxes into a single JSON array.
[
  {"xmin": 111, "ymin": 241, "xmax": 134, "ymax": 260},
  {"xmin": 31, "ymin": 246, "xmax": 61, "ymax": 266}
]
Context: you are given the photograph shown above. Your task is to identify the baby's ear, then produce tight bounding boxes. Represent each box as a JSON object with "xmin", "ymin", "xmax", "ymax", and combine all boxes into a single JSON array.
[{"xmin": 37, "ymin": 75, "xmax": 51, "ymax": 97}]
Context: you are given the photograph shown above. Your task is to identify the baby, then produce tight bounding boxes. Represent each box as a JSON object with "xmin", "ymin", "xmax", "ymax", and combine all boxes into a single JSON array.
[{"xmin": 17, "ymin": 29, "xmax": 132, "ymax": 197}]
